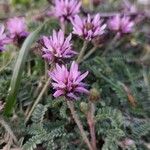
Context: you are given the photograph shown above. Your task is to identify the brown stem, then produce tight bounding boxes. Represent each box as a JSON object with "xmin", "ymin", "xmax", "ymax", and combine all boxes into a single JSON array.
[
  {"xmin": 87, "ymin": 101, "xmax": 97, "ymax": 150},
  {"xmin": 77, "ymin": 41, "xmax": 88, "ymax": 63},
  {"xmin": 67, "ymin": 101, "xmax": 93, "ymax": 150}
]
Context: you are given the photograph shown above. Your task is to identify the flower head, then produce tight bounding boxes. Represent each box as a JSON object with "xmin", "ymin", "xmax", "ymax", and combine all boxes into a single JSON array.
[
  {"xmin": 49, "ymin": 61, "xmax": 89, "ymax": 100},
  {"xmin": 53, "ymin": 0, "xmax": 81, "ymax": 22},
  {"xmin": 0, "ymin": 25, "xmax": 11, "ymax": 52},
  {"xmin": 71, "ymin": 14, "xmax": 106, "ymax": 41},
  {"xmin": 42, "ymin": 30, "xmax": 76, "ymax": 62},
  {"xmin": 108, "ymin": 15, "xmax": 134, "ymax": 34},
  {"xmin": 7, "ymin": 17, "xmax": 29, "ymax": 43}
]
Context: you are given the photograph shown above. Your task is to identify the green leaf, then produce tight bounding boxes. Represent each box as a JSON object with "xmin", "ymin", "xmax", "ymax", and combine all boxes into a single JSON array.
[{"xmin": 4, "ymin": 23, "xmax": 45, "ymax": 116}]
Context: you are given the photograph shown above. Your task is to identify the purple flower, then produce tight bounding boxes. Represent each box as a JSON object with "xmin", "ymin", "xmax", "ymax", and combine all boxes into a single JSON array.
[
  {"xmin": 108, "ymin": 15, "xmax": 134, "ymax": 34},
  {"xmin": 7, "ymin": 17, "xmax": 29, "ymax": 43},
  {"xmin": 71, "ymin": 14, "xmax": 106, "ymax": 41},
  {"xmin": 0, "ymin": 25, "xmax": 11, "ymax": 52},
  {"xmin": 52, "ymin": 0, "xmax": 81, "ymax": 22},
  {"xmin": 42, "ymin": 30, "xmax": 76, "ymax": 62},
  {"xmin": 49, "ymin": 61, "xmax": 89, "ymax": 100}
]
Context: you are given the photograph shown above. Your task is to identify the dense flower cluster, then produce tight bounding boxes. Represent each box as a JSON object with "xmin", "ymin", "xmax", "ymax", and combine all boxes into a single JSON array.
[
  {"xmin": 42, "ymin": 30, "xmax": 76, "ymax": 62},
  {"xmin": 49, "ymin": 61, "xmax": 89, "ymax": 100},
  {"xmin": 108, "ymin": 15, "xmax": 134, "ymax": 34},
  {"xmin": 52, "ymin": 0, "xmax": 81, "ymax": 22},
  {"xmin": 0, "ymin": 25, "xmax": 10, "ymax": 52},
  {"xmin": 71, "ymin": 14, "xmax": 106, "ymax": 41},
  {"xmin": 0, "ymin": 0, "xmax": 136, "ymax": 101},
  {"xmin": 7, "ymin": 17, "xmax": 29, "ymax": 43}
]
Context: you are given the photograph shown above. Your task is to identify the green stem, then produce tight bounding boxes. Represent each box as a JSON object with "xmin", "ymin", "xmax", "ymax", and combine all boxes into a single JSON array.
[
  {"xmin": 25, "ymin": 78, "xmax": 51, "ymax": 123},
  {"xmin": 77, "ymin": 41, "xmax": 88, "ymax": 63},
  {"xmin": 82, "ymin": 47, "xmax": 97, "ymax": 62},
  {"xmin": 102, "ymin": 33, "xmax": 119, "ymax": 56},
  {"xmin": 27, "ymin": 61, "xmax": 31, "ymax": 76}
]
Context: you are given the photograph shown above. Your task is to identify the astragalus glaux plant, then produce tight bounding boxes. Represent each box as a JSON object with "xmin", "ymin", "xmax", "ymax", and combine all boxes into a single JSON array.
[{"xmin": 1, "ymin": 0, "xmax": 149, "ymax": 150}]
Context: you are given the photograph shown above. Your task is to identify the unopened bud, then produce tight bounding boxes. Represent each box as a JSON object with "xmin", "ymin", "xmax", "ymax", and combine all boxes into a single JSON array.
[
  {"xmin": 93, "ymin": 0, "xmax": 102, "ymax": 6},
  {"xmin": 80, "ymin": 102, "xmax": 88, "ymax": 113},
  {"xmin": 89, "ymin": 88, "xmax": 100, "ymax": 102}
]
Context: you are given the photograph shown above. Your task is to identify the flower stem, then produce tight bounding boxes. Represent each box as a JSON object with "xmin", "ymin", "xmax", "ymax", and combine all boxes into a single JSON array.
[
  {"xmin": 0, "ymin": 116, "xmax": 18, "ymax": 144},
  {"xmin": 67, "ymin": 101, "xmax": 93, "ymax": 150},
  {"xmin": 27, "ymin": 61, "xmax": 31, "ymax": 76},
  {"xmin": 61, "ymin": 21, "xmax": 66, "ymax": 33},
  {"xmin": 77, "ymin": 41, "xmax": 88, "ymax": 63},
  {"xmin": 87, "ymin": 101, "xmax": 97, "ymax": 150},
  {"xmin": 82, "ymin": 47, "xmax": 97, "ymax": 62},
  {"xmin": 102, "ymin": 33, "xmax": 120, "ymax": 56},
  {"xmin": 25, "ymin": 78, "xmax": 51, "ymax": 123}
]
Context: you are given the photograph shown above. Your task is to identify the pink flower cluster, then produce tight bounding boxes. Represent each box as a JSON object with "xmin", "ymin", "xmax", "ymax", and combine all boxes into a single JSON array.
[
  {"xmin": 52, "ymin": 0, "xmax": 81, "ymax": 22},
  {"xmin": 0, "ymin": 17, "xmax": 29, "ymax": 52},
  {"xmin": 42, "ymin": 30, "xmax": 76, "ymax": 62},
  {"xmin": 71, "ymin": 14, "xmax": 106, "ymax": 41},
  {"xmin": 7, "ymin": 17, "xmax": 29, "ymax": 43},
  {"xmin": 43, "ymin": 0, "xmax": 135, "ymax": 100},
  {"xmin": 0, "ymin": 25, "xmax": 10, "ymax": 52},
  {"xmin": 41, "ymin": 29, "xmax": 89, "ymax": 100},
  {"xmin": 0, "ymin": 0, "xmax": 136, "ymax": 100},
  {"xmin": 49, "ymin": 61, "xmax": 89, "ymax": 100},
  {"xmin": 108, "ymin": 15, "xmax": 134, "ymax": 34}
]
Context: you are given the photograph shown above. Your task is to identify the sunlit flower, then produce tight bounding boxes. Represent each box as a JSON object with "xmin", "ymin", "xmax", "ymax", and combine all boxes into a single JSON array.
[
  {"xmin": 108, "ymin": 15, "xmax": 134, "ymax": 34},
  {"xmin": 49, "ymin": 61, "xmax": 89, "ymax": 100},
  {"xmin": 71, "ymin": 14, "xmax": 106, "ymax": 41},
  {"xmin": 0, "ymin": 25, "xmax": 10, "ymax": 52},
  {"xmin": 42, "ymin": 30, "xmax": 76, "ymax": 62},
  {"xmin": 7, "ymin": 17, "xmax": 29, "ymax": 43},
  {"xmin": 53, "ymin": 0, "xmax": 81, "ymax": 22}
]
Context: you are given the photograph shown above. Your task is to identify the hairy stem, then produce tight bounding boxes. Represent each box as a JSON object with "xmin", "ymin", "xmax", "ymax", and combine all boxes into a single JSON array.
[
  {"xmin": 60, "ymin": 21, "xmax": 66, "ymax": 33},
  {"xmin": 45, "ymin": 61, "xmax": 48, "ymax": 80},
  {"xmin": 27, "ymin": 61, "xmax": 31, "ymax": 76},
  {"xmin": 77, "ymin": 41, "xmax": 88, "ymax": 63},
  {"xmin": 82, "ymin": 47, "xmax": 97, "ymax": 62},
  {"xmin": 25, "ymin": 78, "xmax": 51, "ymax": 123},
  {"xmin": 67, "ymin": 101, "xmax": 93, "ymax": 150},
  {"xmin": 87, "ymin": 101, "xmax": 97, "ymax": 150},
  {"xmin": 0, "ymin": 116, "xmax": 18, "ymax": 144}
]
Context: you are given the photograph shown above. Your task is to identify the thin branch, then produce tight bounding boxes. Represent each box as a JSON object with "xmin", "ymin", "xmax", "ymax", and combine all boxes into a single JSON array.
[
  {"xmin": 25, "ymin": 78, "xmax": 51, "ymax": 123},
  {"xmin": 82, "ymin": 47, "xmax": 97, "ymax": 62},
  {"xmin": 0, "ymin": 116, "xmax": 18, "ymax": 144},
  {"xmin": 87, "ymin": 101, "xmax": 97, "ymax": 150},
  {"xmin": 102, "ymin": 33, "xmax": 120, "ymax": 56},
  {"xmin": 77, "ymin": 41, "xmax": 88, "ymax": 63},
  {"xmin": 67, "ymin": 101, "xmax": 93, "ymax": 150}
]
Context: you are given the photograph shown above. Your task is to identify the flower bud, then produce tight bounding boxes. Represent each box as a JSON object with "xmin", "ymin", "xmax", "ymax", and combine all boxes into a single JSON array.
[
  {"xmin": 93, "ymin": 0, "xmax": 101, "ymax": 6},
  {"xmin": 89, "ymin": 88, "xmax": 100, "ymax": 102},
  {"xmin": 80, "ymin": 102, "xmax": 88, "ymax": 114}
]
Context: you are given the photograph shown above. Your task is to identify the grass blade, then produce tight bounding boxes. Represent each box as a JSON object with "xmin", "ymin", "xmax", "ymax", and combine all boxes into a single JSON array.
[{"xmin": 4, "ymin": 24, "xmax": 44, "ymax": 116}]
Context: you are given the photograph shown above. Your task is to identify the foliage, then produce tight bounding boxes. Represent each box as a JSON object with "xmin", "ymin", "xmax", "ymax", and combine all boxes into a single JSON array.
[{"xmin": 0, "ymin": 0, "xmax": 150, "ymax": 150}]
